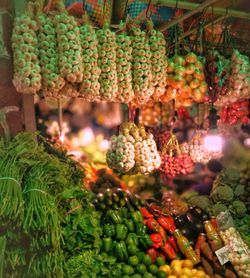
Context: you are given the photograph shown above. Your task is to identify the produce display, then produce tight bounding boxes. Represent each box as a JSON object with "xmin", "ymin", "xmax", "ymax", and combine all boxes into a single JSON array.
[
  {"xmin": 160, "ymin": 133, "xmax": 194, "ymax": 177},
  {"xmin": 12, "ymin": 3, "xmax": 41, "ymax": 94},
  {"xmin": 161, "ymin": 191, "xmax": 189, "ymax": 216},
  {"xmin": 139, "ymin": 103, "xmax": 162, "ymax": 127},
  {"xmin": 219, "ymin": 99, "xmax": 249, "ymax": 126},
  {"xmin": 218, "ymin": 212, "xmax": 250, "ymax": 278},
  {"xmin": 106, "ymin": 123, "xmax": 161, "ymax": 175},
  {"xmin": 161, "ymin": 53, "xmax": 208, "ymax": 107}
]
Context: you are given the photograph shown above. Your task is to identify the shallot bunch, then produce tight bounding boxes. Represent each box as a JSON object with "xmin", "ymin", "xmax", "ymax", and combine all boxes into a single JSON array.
[{"xmin": 12, "ymin": 3, "xmax": 41, "ymax": 94}]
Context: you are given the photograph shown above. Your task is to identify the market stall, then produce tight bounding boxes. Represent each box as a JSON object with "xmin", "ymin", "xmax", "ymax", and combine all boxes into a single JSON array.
[{"xmin": 0, "ymin": 0, "xmax": 250, "ymax": 277}]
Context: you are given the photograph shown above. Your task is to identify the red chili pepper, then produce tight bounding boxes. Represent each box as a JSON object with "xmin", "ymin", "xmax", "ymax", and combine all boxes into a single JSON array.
[
  {"xmin": 146, "ymin": 248, "xmax": 158, "ymax": 263},
  {"xmin": 166, "ymin": 215, "xmax": 176, "ymax": 233},
  {"xmin": 168, "ymin": 236, "xmax": 179, "ymax": 253},
  {"xmin": 195, "ymin": 233, "xmax": 206, "ymax": 257},
  {"xmin": 140, "ymin": 207, "xmax": 153, "ymax": 219},
  {"xmin": 143, "ymin": 219, "xmax": 148, "ymax": 225},
  {"xmin": 150, "ymin": 234, "xmax": 162, "ymax": 249},
  {"xmin": 159, "ymin": 226, "xmax": 168, "ymax": 244},
  {"xmin": 160, "ymin": 242, "xmax": 176, "ymax": 260},
  {"xmin": 146, "ymin": 218, "xmax": 160, "ymax": 233},
  {"xmin": 157, "ymin": 216, "xmax": 172, "ymax": 231}
]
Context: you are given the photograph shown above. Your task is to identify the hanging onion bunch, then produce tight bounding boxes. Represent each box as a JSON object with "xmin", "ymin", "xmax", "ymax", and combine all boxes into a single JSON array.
[
  {"xmin": 130, "ymin": 125, "xmax": 161, "ymax": 175},
  {"xmin": 181, "ymin": 132, "xmax": 212, "ymax": 164},
  {"xmin": 160, "ymin": 133, "xmax": 194, "ymax": 177},
  {"xmin": 55, "ymin": 1, "xmax": 83, "ymax": 87},
  {"xmin": 12, "ymin": 3, "xmax": 41, "ymax": 94},
  {"xmin": 147, "ymin": 21, "xmax": 167, "ymax": 99},
  {"xmin": 96, "ymin": 23, "xmax": 118, "ymax": 101},
  {"xmin": 115, "ymin": 22, "xmax": 134, "ymax": 103},
  {"xmin": 106, "ymin": 123, "xmax": 135, "ymax": 173},
  {"xmin": 130, "ymin": 26, "xmax": 153, "ymax": 105},
  {"xmin": 79, "ymin": 16, "xmax": 101, "ymax": 101},
  {"xmin": 36, "ymin": 10, "xmax": 65, "ymax": 97}
]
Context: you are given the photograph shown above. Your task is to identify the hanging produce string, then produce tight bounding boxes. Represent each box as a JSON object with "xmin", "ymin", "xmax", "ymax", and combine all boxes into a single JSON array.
[
  {"xmin": 146, "ymin": 0, "xmax": 153, "ymax": 19},
  {"xmin": 58, "ymin": 98, "xmax": 63, "ymax": 141},
  {"xmin": 174, "ymin": 0, "xmax": 179, "ymax": 55},
  {"xmin": 216, "ymin": 9, "xmax": 228, "ymax": 51}
]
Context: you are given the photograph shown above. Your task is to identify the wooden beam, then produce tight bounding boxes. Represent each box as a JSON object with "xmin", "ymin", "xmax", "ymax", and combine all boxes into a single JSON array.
[
  {"xmin": 22, "ymin": 94, "xmax": 37, "ymax": 132},
  {"xmin": 158, "ymin": 0, "xmax": 219, "ymax": 32},
  {"xmin": 155, "ymin": 0, "xmax": 250, "ymax": 21}
]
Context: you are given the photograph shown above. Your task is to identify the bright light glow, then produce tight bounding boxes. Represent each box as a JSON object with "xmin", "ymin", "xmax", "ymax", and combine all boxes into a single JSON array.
[
  {"xmin": 99, "ymin": 139, "xmax": 110, "ymax": 151},
  {"xmin": 204, "ymin": 134, "xmax": 223, "ymax": 152},
  {"xmin": 79, "ymin": 127, "xmax": 94, "ymax": 146},
  {"xmin": 244, "ymin": 138, "xmax": 250, "ymax": 147},
  {"xmin": 59, "ymin": 133, "xmax": 65, "ymax": 143}
]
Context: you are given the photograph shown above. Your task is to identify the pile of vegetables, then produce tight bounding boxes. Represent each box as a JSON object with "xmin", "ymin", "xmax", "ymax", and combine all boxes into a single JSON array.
[
  {"xmin": 219, "ymin": 99, "xmax": 249, "ymax": 125},
  {"xmin": 12, "ymin": 3, "xmax": 41, "ymax": 94},
  {"xmin": 106, "ymin": 123, "xmax": 161, "ymax": 175},
  {"xmin": 160, "ymin": 53, "xmax": 208, "ymax": 107},
  {"xmin": 160, "ymin": 133, "xmax": 194, "ymax": 177}
]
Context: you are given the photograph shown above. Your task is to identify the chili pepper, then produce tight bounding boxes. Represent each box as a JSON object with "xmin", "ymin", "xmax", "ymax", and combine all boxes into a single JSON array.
[
  {"xmin": 139, "ymin": 234, "xmax": 153, "ymax": 249},
  {"xmin": 113, "ymin": 241, "xmax": 128, "ymax": 262},
  {"xmin": 119, "ymin": 207, "xmax": 128, "ymax": 219},
  {"xmin": 160, "ymin": 242, "xmax": 176, "ymax": 260},
  {"xmin": 168, "ymin": 236, "xmax": 179, "ymax": 253},
  {"xmin": 102, "ymin": 237, "xmax": 112, "ymax": 253},
  {"xmin": 124, "ymin": 219, "xmax": 135, "ymax": 232},
  {"xmin": 150, "ymin": 234, "xmax": 162, "ymax": 249},
  {"xmin": 124, "ymin": 197, "xmax": 135, "ymax": 212},
  {"xmin": 106, "ymin": 210, "xmax": 122, "ymax": 224},
  {"xmin": 146, "ymin": 248, "xmax": 158, "ymax": 263},
  {"xmin": 104, "ymin": 223, "xmax": 116, "ymax": 238},
  {"xmin": 126, "ymin": 233, "xmax": 138, "ymax": 246},
  {"xmin": 159, "ymin": 226, "xmax": 168, "ymax": 244},
  {"xmin": 157, "ymin": 216, "xmax": 175, "ymax": 233},
  {"xmin": 116, "ymin": 224, "xmax": 128, "ymax": 240},
  {"xmin": 135, "ymin": 222, "xmax": 147, "ymax": 235},
  {"xmin": 131, "ymin": 211, "xmax": 144, "ymax": 223},
  {"xmin": 146, "ymin": 218, "xmax": 160, "ymax": 233},
  {"xmin": 195, "ymin": 233, "xmax": 206, "ymax": 257},
  {"xmin": 139, "ymin": 207, "xmax": 153, "ymax": 219}
]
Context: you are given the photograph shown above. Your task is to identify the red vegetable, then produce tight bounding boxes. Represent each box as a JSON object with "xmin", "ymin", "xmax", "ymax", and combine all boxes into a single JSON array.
[
  {"xmin": 160, "ymin": 242, "xmax": 176, "ymax": 260},
  {"xmin": 146, "ymin": 248, "xmax": 158, "ymax": 263},
  {"xmin": 157, "ymin": 215, "xmax": 176, "ymax": 233},
  {"xmin": 146, "ymin": 218, "xmax": 161, "ymax": 233},
  {"xmin": 150, "ymin": 234, "xmax": 162, "ymax": 249},
  {"xmin": 159, "ymin": 226, "xmax": 168, "ymax": 243},
  {"xmin": 168, "ymin": 236, "xmax": 179, "ymax": 253},
  {"xmin": 140, "ymin": 207, "xmax": 153, "ymax": 219}
]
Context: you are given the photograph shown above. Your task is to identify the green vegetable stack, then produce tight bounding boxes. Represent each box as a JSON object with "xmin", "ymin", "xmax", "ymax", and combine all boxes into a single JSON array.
[{"xmin": 12, "ymin": 2, "xmax": 41, "ymax": 94}]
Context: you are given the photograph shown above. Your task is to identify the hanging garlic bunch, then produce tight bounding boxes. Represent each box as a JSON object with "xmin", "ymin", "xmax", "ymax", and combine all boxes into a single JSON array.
[
  {"xmin": 36, "ymin": 12, "xmax": 65, "ymax": 97},
  {"xmin": 131, "ymin": 125, "xmax": 161, "ymax": 175},
  {"xmin": 55, "ymin": 1, "xmax": 83, "ymax": 85},
  {"xmin": 115, "ymin": 22, "xmax": 134, "ymax": 103},
  {"xmin": 106, "ymin": 123, "xmax": 135, "ymax": 173},
  {"xmin": 12, "ymin": 3, "xmax": 41, "ymax": 94},
  {"xmin": 130, "ymin": 26, "xmax": 153, "ymax": 105},
  {"xmin": 96, "ymin": 23, "xmax": 118, "ymax": 101},
  {"xmin": 147, "ymin": 21, "xmax": 167, "ymax": 99},
  {"xmin": 79, "ymin": 16, "xmax": 101, "ymax": 101}
]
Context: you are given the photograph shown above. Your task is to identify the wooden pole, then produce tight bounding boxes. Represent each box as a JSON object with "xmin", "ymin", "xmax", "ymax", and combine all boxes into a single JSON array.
[
  {"xmin": 158, "ymin": 0, "xmax": 219, "ymax": 32},
  {"xmin": 22, "ymin": 94, "xmax": 37, "ymax": 132}
]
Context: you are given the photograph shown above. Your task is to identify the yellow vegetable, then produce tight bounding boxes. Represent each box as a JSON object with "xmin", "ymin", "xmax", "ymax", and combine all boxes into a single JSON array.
[{"xmin": 159, "ymin": 265, "xmax": 171, "ymax": 275}]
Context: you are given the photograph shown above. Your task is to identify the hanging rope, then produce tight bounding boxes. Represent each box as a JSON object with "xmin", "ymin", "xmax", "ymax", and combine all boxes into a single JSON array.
[{"xmin": 146, "ymin": 0, "xmax": 152, "ymax": 19}]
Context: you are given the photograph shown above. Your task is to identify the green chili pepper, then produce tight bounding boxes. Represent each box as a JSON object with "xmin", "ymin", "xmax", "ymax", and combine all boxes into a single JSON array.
[
  {"xmin": 131, "ymin": 211, "xmax": 144, "ymax": 223},
  {"xmin": 126, "ymin": 233, "xmax": 139, "ymax": 246},
  {"xmin": 104, "ymin": 223, "xmax": 116, "ymax": 238},
  {"xmin": 139, "ymin": 234, "xmax": 153, "ymax": 249},
  {"xmin": 116, "ymin": 224, "xmax": 128, "ymax": 240},
  {"xmin": 124, "ymin": 219, "xmax": 135, "ymax": 232},
  {"xmin": 135, "ymin": 222, "xmax": 147, "ymax": 235},
  {"xmin": 106, "ymin": 210, "xmax": 122, "ymax": 224},
  {"xmin": 102, "ymin": 237, "xmax": 112, "ymax": 253}
]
